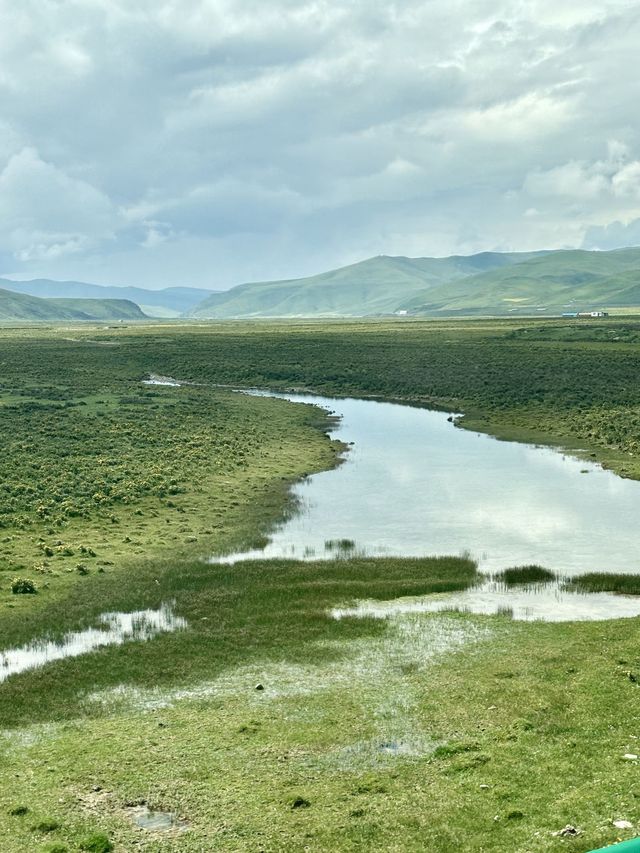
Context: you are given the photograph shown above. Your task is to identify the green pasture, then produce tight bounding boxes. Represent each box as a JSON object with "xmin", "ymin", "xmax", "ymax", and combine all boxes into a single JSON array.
[{"xmin": 2, "ymin": 318, "xmax": 640, "ymax": 851}]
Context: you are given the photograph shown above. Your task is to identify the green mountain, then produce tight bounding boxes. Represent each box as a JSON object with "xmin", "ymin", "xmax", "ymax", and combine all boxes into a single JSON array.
[
  {"xmin": 189, "ymin": 252, "xmax": 545, "ymax": 318},
  {"xmin": 47, "ymin": 298, "xmax": 147, "ymax": 320},
  {"xmin": 403, "ymin": 248, "xmax": 640, "ymax": 315},
  {"xmin": 0, "ymin": 288, "xmax": 147, "ymax": 322},
  {"xmin": 1, "ymin": 279, "xmax": 215, "ymax": 317},
  {"xmin": 189, "ymin": 247, "xmax": 640, "ymax": 318}
]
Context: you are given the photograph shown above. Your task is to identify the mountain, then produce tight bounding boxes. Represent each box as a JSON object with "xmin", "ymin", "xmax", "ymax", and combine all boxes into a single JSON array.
[
  {"xmin": 0, "ymin": 288, "xmax": 147, "ymax": 322},
  {"xmin": 402, "ymin": 248, "xmax": 640, "ymax": 315},
  {"xmin": 47, "ymin": 298, "xmax": 147, "ymax": 320},
  {"xmin": 189, "ymin": 252, "xmax": 545, "ymax": 318},
  {"xmin": 189, "ymin": 247, "xmax": 640, "ymax": 318},
  {"xmin": 0, "ymin": 279, "xmax": 216, "ymax": 317}
]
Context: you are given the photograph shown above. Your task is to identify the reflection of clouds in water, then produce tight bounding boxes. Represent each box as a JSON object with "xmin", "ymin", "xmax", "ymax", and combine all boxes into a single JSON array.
[
  {"xmin": 332, "ymin": 584, "xmax": 640, "ymax": 623},
  {"xmin": 0, "ymin": 604, "xmax": 186, "ymax": 683},
  {"xmin": 468, "ymin": 502, "xmax": 574, "ymax": 541},
  {"xmin": 219, "ymin": 391, "xmax": 640, "ymax": 575}
]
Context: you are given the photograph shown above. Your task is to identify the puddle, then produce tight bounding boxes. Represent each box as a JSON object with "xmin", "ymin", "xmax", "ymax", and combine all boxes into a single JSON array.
[
  {"xmin": 327, "ymin": 734, "xmax": 434, "ymax": 770},
  {"xmin": 0, "ymin": 604, "xmax": 187, "ymax": 683},
  {"xmin": 142, "ymin": 374, "xmax": 182, "ymax": 387},
  {"xmin": 128, "ymin": 804, "xmax": 189, "ymax": 833},
  {"xmin": 331, "ymin": 579, "xmax": 640, "ymax": 622}
]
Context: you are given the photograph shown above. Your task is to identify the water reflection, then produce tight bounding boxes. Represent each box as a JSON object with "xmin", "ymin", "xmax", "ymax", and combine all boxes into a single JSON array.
[
  {"xmin": 0, "ymin": 604, "xmax": 186, "ymax": 683},
  {"xmin": 331, "ymin": 580, "xmax": 640, "ymax": 623},
  {"xmin": 217, "ymin": 393, "xmax": 640, "ymax": 577}
]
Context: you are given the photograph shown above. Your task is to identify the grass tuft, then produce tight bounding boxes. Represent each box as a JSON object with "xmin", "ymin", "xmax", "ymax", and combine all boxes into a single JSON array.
[
  {"xmin": 494, "ymin": 565, "xmax": 556, "ymax": 586},
  {"xmin": 565, "ymin": 572, "xmax": 640, "ymax": 595},
  {"xmin": 79, "ymin": 833, "xmax": 113, "ymax": 853}
]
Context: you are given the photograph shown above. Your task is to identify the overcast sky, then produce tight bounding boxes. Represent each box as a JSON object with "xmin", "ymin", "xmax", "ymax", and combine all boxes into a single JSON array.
[{"xmin": 1, "ymin": 0, "xmax": 639, "ymax": 290}]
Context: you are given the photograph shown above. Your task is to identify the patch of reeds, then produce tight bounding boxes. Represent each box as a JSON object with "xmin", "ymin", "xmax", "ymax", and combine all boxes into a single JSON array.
[
  {"xmin": 565, "ymin": 572, "xmax": 640, "ymax": 596},
  {"xmin": 495, "ymin": 565, "xmax": 556, "ymax": 586}
]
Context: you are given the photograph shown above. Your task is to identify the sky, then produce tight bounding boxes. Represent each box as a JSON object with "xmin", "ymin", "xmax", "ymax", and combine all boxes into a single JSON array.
[{"xmin": 0, "ymin": 0, "xmax": 640, "ymax": 290}]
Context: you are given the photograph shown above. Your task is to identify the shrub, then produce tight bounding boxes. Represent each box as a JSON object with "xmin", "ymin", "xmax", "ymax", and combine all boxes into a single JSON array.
[
  {"xmin": 11, "ymin": 577, "xmax": 37, "ymax": 594},
  {"xmin": 32, "ymin": 818, "xmax": 60, "ymax": 833},
  {"xmin": 79, "ymin": 833, "xmax": 113, "ymax": 853}
]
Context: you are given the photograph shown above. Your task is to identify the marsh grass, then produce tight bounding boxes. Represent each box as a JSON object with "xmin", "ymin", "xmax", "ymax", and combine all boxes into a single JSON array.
[
  {"xmin": 565, "ymin": 572, "xmax": 640, "ymax": 595},
  {"xmin": 495, "ymin": 565, "xmax": 556, "ymax": 586},
  {"xmin": 3, "ymin": 321, "xmax": 640, "ymax": 851},
  {"xmin": 0, "ymin": 555, "xmax": 479, "ymax": 727}
]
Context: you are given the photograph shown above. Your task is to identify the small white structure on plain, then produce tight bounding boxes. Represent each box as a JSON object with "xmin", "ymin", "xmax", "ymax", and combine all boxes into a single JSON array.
[
  {"xmin": 622, "ymin": 753, "xmax": 638, "ymax": 760},
  {"xmin": 613, "ymin": 820, "xmax": 634, "ymax": 829}
]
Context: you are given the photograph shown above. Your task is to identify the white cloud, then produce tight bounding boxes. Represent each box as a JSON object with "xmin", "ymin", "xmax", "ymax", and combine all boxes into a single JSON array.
[
  {"xmin": 0, "ymin": 0, "xmax": 639, "ymax": 286},
  {"xmin": 0, "ymin": 147, "xmax": 117, "ymax": 260}
]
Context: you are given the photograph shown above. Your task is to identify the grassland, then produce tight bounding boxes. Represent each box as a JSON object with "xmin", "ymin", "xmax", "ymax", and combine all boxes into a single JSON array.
[
  {"xmin": 2, "ymin": 318, "xmax": 640, "ymax": 851},
  {"xmin": 13, "ymin": 314, "xmax": 634, "ymax": 478}
]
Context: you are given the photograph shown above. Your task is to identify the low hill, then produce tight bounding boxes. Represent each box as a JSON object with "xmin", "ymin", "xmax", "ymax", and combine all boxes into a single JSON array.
[
  {"xmin": 189, "ymin": 247, "xmax": 640, "ymax": 318},
  {"xmin": 189, "ymin": 252, "xmax": 544, "ymax": 318},
  {"xmin": 1, "ymin": 279, "xmax": 215, "ymax": 317},
  {"xmin": 0, "ymin": 288, "xmax": 148, "ymax": 322},
  {"xmin": 48, "ymin": 298, "xmax": 147, "ymax": 320},
  {"xmin": 403, "ymin": 248, "xmax": 640, "ymax": 315}
]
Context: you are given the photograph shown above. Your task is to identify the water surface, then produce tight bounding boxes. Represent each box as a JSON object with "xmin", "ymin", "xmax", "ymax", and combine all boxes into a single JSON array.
[
  {"xmin": 217, "ymin": 392, "xmax": 640, "ymax": 621},
  {"xmin": 220, "ymin": 393, "xmax": 640, "ymax": 576},
  {"xmin": 0, "ymin": 604, "xmax": 186, "ymax": 683}
]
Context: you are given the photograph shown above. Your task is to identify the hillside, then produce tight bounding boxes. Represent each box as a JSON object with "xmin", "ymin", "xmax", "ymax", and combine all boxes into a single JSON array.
[
  {"xmin": 0, "ymin": 288, "xmax": 148, "ymax": 322},
  {"xmin": 403, "ymin": 247, "xmax": 640, "ymax": 315},
  {"xmin": 189, "ymin": 251, "xmax": 544, "ymax": 318},
  {"xmin": 1, "ymin": 279, "xmax": 215, "ymax": 317},
  {"xmin": 189, "ymin": 247, "xmax": 640, "ymax": 318},
  {"xmin": 48, "ymin": 298, "xmax": 147, "ymax": 320}
]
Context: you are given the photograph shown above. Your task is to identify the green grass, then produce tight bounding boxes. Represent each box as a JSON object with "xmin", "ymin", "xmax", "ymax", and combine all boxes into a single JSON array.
[
  {"xmin": 0, "ymin": 383, "xmax": 340, "ymax": 610},
  {"xmin": 495, "ymin": 566, "xmax": 557, "ymax": 586},
  {"xmin": 566, "ymin": 573, "xmax": 640, "ymax": 596},
  {"xmin": 3, "ymin": 599, "xmax": 640, "ymax": 851},
  {"xmin": 2, "ymin": 319, "xmax": 640, "ymax": 851},
  {"xmin": 0, "ymin": 555, "xmax": 479, "ymax": 727}
]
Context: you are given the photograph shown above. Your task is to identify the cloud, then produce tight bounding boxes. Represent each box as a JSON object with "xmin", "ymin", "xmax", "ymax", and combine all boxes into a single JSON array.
[
  {"xmin": 0, "ymin": 147, "xmax": 118, "ymax": 260},
  {"xmin": 0, "ymin": 0, "xmax": 639, "ymax": 287}
]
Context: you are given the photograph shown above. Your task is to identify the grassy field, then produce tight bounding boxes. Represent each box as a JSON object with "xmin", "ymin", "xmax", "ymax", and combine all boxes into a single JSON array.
[{"xmin": 2, "ymin": 318, "xmax": 640, "ymax": 851}]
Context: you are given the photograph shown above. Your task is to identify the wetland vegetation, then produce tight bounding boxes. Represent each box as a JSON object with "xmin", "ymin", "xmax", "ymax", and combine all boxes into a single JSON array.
[{"xmin": 3, "ymin": 317, "xmax": 640, "ymax": 851}]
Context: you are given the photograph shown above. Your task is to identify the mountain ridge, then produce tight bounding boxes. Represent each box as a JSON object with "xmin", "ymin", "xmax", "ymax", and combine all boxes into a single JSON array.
[
  {"xmin": 189, "ymin": 248, "xmax": 640, "ymax": 318},
  {"xmin": 0, "ymin": 278, "xmax": 216, "ymax": 318}
]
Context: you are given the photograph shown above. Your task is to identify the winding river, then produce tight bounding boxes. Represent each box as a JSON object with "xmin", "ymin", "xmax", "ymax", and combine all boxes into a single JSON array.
[{"xmin": 218, "ymin": 392, "xmax": 640, "ymax": 621}]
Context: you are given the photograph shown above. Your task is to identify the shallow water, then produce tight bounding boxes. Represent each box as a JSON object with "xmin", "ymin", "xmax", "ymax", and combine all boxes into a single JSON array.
[
  {"xmin": 142, "ymin": 374, "xmax": 182, "ymax": 387},
  {"xmin": 129, "ymin": 805, "xmax": 189, "ymax": 832},
  {"xmin": 218, "ymin": 393, "xmax": 640, "ymax": 576},
  {"xmin": 0, "ymin": 604, "xmax": 186, "ymax": 683},
  {"xmin": 331, "ymin": 579, "xmax": 640, "ymax": 622},
  {"xmin": 215, "ymin": 392, "xmax": 640, "ymax": 620}
]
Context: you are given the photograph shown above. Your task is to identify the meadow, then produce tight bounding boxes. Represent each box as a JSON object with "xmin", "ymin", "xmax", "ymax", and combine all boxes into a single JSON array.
[{"xmin": 2, "ymin": 317, "xmax": 640, "ymax": 851}]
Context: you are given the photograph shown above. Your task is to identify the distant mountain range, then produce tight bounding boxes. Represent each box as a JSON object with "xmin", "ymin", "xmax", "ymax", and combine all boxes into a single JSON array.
[
  {"xmin": 1, "ymin": 279, "xmax": 216, "ymax": 318},
  {"xmin": 189, "ymin": 247, "xmax": 640, "ymax": 318},
  {"xmin": 3, "ymin": 246, "xmax": 640, "ymax": 322},
  {"xmin": 0, "ymin": 288, "xmax": 147, "ymax": 322}
]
